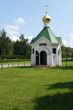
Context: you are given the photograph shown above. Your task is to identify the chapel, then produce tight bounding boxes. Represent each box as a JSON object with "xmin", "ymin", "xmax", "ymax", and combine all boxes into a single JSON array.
[{"xmin": 31, "ymin": 8, "xmax": 62, "ymax": 67}]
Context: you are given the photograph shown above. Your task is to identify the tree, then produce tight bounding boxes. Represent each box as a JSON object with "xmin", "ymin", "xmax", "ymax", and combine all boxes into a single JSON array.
[
  {"xmin": 13, "ymin": 34, "xmax": 31, "ymax": 58},
  {"xmin": 0, "ymin": 29, "xmax": 31, "ymax": 59},
  {"xmin": 0, "ymin": 29, "xmax": 13, "ymax": 58},
  {"xmin": 61, "ymin": 45, "xmax": 73, "ymax": 59}
]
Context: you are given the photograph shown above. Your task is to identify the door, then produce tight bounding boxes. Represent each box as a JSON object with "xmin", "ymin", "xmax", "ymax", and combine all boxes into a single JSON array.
[{"xmin": 40, "ymin": 51, "xmax": 47, "ymax": 65}]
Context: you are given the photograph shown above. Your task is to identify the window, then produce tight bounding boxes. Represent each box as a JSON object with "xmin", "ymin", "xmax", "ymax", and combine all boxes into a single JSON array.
[
  {"xmin": 39, "ymin": 43, "xmax": 47, "ymax": 46},
  {"xmin": 32, "ymin": 48, "xmax": 34, "ymax": 54},
  {"xmin": 53, "ymin": 48, "xmax": 56, "ymax": 54}
]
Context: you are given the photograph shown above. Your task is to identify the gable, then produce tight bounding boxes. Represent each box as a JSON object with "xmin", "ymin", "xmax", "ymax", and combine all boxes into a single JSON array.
[
  {"xmin": 31, "ymin": 27, "xmax": 50, "ymax": 44},
  {"xmin": 31, "ymin": 27, "xmax": 59, "ymax": 44},
  {"xmin": 34, "ymin": 36, "xmax": 51, "ymax": 46}
]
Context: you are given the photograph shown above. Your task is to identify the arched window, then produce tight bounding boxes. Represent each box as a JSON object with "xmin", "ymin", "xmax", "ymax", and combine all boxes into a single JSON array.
[
  {"xmin": 36, "ymin": 51, "xmax": 39, "ymax": 65},
  {"xmin": 53, "ymin": 48, "xmax": 56, "ymax": 54},
  {"xmin": 32, "ymin": 48, "xmax": 34, "ymax": 54}
]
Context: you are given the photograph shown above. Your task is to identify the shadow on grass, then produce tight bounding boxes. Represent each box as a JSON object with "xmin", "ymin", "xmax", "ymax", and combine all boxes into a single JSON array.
[
  {"xmin": 48, "ymin": 82, "xmax": 73, "ymax": 90},
  {"xmin": 48, "ymin": 66, "xmax": 73, "ymax": 71},
  {"xmin": 17, "ymin": 66, "xmax": 73, "ymax": 70},
  {"xmin": 33, "ymin": 92, "xmax": 73, "ymax": 110},
  {"xmin": 14, "ymin": 66, "xmax": 32, "ymax": 69},
  {"xmin": 12, "ymin": 106, "xmax": 20, "ymax": 110},
  {"xmin": 61, "ymin": 66, "xmax": 73, "ymax": 70},
  {"xmin": 33, "ymin": 82, "xmax": 73, "ymax": 110}
]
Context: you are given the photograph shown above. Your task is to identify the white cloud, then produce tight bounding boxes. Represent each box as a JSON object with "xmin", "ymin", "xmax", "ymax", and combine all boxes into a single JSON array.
[
  {"xmin": 63, "ymin": 33, "xmax": 73, "ymax": 47},
  {"xmin": 5, "ymin": 25, "xmax": 19, "ymax": 31},
  {"xmin": 14, "ymin": 17, "xmax": 25, "ymax": 26},
  {"xmin": 4, "ymin": 17, "xmax": 26, "ymax": 41},
  {"xmin": 5, "ymin": 24, "xmax": 20, "ymax": 41}
]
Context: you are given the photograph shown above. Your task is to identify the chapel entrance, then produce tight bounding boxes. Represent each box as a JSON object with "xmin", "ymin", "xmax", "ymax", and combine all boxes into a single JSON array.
[
  {"xmin": 40, "ymin": 51, "xmax": 47, "ymax": 65},
  {"xmin": 36, "ymin": 51, "xmax": 39, "ymax": 65}
]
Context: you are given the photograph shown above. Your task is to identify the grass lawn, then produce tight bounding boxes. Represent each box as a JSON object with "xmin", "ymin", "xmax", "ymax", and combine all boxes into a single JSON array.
[
  {"xmin": 0, "ymin": 67, "xmax": 73, "ymax": 110},
  {"xmin": 63, "ymin": 60, "xmax": 73, "ymax": 67},
  {"xmin": 0, "ymin": 60, "xmax": 31, "ymax": 65}
]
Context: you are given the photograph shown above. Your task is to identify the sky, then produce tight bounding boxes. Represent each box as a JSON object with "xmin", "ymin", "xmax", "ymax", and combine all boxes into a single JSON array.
[{"xmin": 0, "ymin": 0, "xmax": 73, "ymax": 47}]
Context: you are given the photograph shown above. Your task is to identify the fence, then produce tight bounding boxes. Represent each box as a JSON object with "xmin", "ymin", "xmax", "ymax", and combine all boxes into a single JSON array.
[{"xmin": 0, "ymin": 59, "xmax": 31, "ymax": 69}]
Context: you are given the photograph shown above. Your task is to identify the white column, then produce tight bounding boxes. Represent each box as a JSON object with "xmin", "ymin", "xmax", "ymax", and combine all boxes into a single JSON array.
[
  {"xmin": 39, "ymin": 53, "xmax": 40, "ymax": 65},
  {"xmin": 56, "ymin": 48, "xmax": 59, "ymax": 66}
]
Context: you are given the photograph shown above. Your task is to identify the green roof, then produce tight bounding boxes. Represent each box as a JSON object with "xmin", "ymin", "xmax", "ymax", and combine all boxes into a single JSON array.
[
  {"xmin": 56, "ymin": 37, "xmax": 62, "ymax": 44},
  {"xmin": 31, "ymin": 27, "xmax": 62, "ymax": 44}
]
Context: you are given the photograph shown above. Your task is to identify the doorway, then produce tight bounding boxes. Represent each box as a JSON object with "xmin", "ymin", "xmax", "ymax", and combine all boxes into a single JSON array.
[{"xmin": 40, "ymin": 51, "xmax": 47, "ymax": 65}]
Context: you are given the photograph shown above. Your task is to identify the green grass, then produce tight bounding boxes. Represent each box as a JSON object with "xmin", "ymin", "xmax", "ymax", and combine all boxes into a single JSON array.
[
  {"xmin": 0, "ymin": 67, "xmax": 73, "ymax": 110},
  {"xmin": 63, "ymin": 60, "xmax": 73, "ymax": 67},
  {"xmin": 0, "ymin": 60, "xmax": 31, "ymax": 65}
]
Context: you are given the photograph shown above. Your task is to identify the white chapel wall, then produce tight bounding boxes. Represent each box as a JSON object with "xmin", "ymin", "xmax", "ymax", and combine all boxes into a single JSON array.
[{"xmin": 31, "ymin": 36, "xmax": 62, "ymax": 66}]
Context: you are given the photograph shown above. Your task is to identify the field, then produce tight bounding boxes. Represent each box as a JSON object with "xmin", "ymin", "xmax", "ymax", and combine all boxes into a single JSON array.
[
  {"xmin": 0, "ymin": 59, "xmax": 31, "ymax": 65},
  {"xmin": 0, "ymin": 67, "xmax": 73, "ymax": 110},
  {"xmin": 0, "ymin": 59, "xmax": 31, "ymax": 68}
]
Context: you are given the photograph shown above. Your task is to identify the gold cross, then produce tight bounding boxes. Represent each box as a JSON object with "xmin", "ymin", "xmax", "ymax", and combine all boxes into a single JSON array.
[{"xmin": 45, "ymin": 5, "xmax": 48, "ymax": 14}]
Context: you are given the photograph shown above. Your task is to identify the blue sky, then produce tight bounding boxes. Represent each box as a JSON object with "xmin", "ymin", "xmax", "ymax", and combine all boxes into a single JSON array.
[{"xmin": 0, "ymin": 0, "xmax": 73, "ymax": 47}]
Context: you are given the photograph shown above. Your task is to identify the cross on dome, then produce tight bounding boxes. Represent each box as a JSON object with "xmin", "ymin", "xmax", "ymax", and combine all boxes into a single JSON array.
[
  {"xmin": 42, "ymin": 4, "xmax": 51, "ymax": 27},
  {"xmin": 45, "ymin": 5, "xmax": 48, "ymax": 14}
]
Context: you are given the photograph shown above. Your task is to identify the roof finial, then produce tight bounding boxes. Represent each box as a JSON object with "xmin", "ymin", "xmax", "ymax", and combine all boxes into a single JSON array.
[
  {"xmin": 42, "ymin": 3, "xmax": 51, "ymax": 28},
  {"xmin": 45, "ymin": 5, "xmax": 48, "ymax": 15}
]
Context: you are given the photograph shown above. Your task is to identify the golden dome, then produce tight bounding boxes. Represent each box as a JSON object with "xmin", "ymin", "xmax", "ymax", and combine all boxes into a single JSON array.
[{"xmin": 43, "ymin": 14, "xmax": 51, "ymax": 23}]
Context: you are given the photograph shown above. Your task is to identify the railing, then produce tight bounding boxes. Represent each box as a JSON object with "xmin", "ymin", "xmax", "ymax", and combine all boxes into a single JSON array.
[{"xmin": 0, "ymin": 59, "xmax": 31, "ymax": 69}]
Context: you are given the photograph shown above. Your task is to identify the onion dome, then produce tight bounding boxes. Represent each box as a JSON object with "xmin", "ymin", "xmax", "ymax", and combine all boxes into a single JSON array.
[
  {"xmin": 42, "ymin": 11, "xmax": 51, "ymax": 27},
  {"xmin": 43, "ymin": 14, "xmax": 51, "ymax": 23}
]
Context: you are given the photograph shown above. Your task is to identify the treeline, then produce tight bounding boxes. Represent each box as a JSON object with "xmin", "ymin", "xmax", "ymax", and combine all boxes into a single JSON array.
[
  {"xmin": 0, "ymin": 29, "xmax": 73, "ymax": 60},
  {"xmin": 62, "ymin": 45, "xmax": 73, "ymax": 58},
  {"xmin": 0, "ymin": 29, "xmax": 31, "ymax": 59}
]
